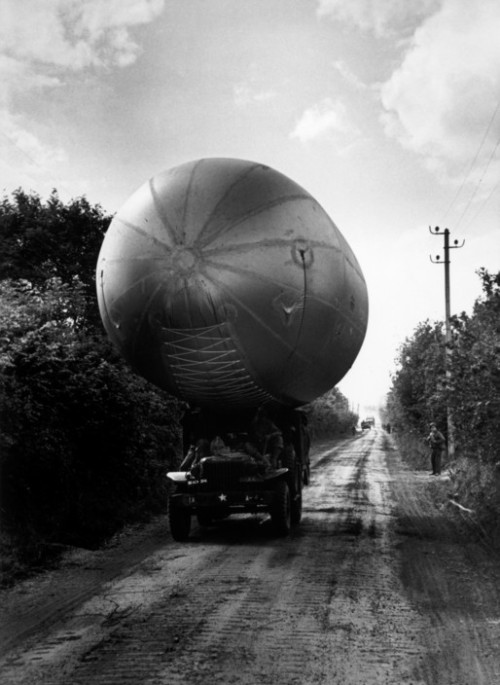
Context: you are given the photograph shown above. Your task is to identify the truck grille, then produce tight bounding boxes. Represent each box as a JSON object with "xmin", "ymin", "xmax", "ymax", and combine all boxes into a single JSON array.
[{"xmin": 201, "ymin": 457, "xmax": 255, "ymax": 490}]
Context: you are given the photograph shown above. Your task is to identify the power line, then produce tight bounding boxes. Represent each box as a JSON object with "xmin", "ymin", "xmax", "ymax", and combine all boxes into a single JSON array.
[
  {"xmin": 440, "ymin": 98, "xmax": 500, "ymax": 226},
  {"xmin": 463, "ymin": 180, "xmax": 499, "ymax": 231},
  {"xmin": 1, "ymin": 129, "xmax": 40, "ymax": 167},
  {"xmin": 457, "ymin": 134, "xmax": 500, "ymax": 229}
]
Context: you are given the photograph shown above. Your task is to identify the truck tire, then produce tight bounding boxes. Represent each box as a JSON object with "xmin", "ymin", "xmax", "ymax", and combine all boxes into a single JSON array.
[
  {"xmin": 197, "ymin": 511, "xmax": 213, "ymax": 527},
  {"xmin": 169, "ymin": 506, "xmax": 191, "ymax": 541},
  {"xmin": 291, "ymin": 471, "xmax": 302, "ymax": 526},
  {"xmin": 303, "ymin": 462, "xmax": 310, "ymax": 486},
  {"xmin": 271, "ymin": 480, "xmax": 291, "ymax": 536},
  {"xmin": 282, "ymin": 447, "xmax": 302, "ymax": 526}
]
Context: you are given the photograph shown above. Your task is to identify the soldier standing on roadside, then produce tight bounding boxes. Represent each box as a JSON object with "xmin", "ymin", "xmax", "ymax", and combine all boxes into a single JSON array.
[{"xmin": 426, "ymin": 422, "xmax": 446, "ymax": 476}]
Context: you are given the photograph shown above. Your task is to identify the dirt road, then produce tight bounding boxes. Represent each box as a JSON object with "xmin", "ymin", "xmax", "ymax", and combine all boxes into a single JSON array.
[{"xmin": 2, "ymin": 429, "xmax": 500, "ymax": 684}]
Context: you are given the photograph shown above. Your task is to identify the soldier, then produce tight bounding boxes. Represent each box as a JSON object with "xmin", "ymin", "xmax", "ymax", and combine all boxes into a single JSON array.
[
  {"xmin": 248, "ymin": 407, "xmax": 284, "ymax": 468},
  {"xmin": 426, "ymin": 422, "xmax": 446, "ymax": 475}
]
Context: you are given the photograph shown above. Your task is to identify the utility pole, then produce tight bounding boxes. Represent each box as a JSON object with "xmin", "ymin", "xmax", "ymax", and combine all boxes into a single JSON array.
[{"xmin": 429, "ymin": 226, "xmax": 465, "ymax": 460}]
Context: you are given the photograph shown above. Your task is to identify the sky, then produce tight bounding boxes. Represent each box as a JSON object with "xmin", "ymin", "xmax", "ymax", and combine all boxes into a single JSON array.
[{"xmin": 1, "ymin": 0, "xmax": 499, "ymax": 416}]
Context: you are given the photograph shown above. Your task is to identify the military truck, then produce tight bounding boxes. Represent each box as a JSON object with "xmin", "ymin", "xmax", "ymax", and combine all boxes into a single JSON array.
[
  {"xmin": 96, "ymin": 158, "xmax": 368, "ymax": 540},
  {"xmin": 167, "ymin": 406, "xmax": 310, "ymax": 540}
]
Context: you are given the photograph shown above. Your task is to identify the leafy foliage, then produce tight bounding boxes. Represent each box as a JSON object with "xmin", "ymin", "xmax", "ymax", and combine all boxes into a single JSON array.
[
  {"xmin": 0, "ymin": 191, "xmax": 182, "ymax": 569},
  {"xmin": 386, "ymin": 320, "xmax": 447, "ymax": 438},
  {"xmin": 448, "ymin": 269, "xmax": 500, "ymax": 462},
  {"xmin": 306, "ymin": 387, "xmax": 358, "ymax": 439},
  {"xmin": 385, "ymin": 270, "xmax": 500, "ymax": 538},
  {"xmin": 0, "ymin": 278, "xmax": 181, "ymax": 550},
  {"xmin": 0, "ymin": 189, "xmax": 110, "ymax": 288},
  {"xmin": 0, "ymin": 189, "xmax": 111, "ymax": 331},
  {"xmin": 387, "ymin": 269, "xmax": 500, "ymax": 460}
]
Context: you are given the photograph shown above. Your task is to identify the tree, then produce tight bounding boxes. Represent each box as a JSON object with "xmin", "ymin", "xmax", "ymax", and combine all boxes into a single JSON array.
[
  {"xmin": 0, "ymin": 191, "xmax": 183, "ymax": 557},
  {"xmin": 387, "ymin": 320, "xmax": 447, "ymax": 437},
  {"xmin": 306, "ymin": 387, "xmax": 358, "ymax": 439},
  {"xmin": 386, "ymin": 269, "xmax": 500, "ymax": 467},
  {"xmin": 448, "ymin": 270, "xmax": 500, "ymax": 462},
  {"xmin": 0, "ymin": 278, "xmax": 181, "ymax": 548},
  {"xmin": 0, "ymin": 189, "xmax": 111, "ymax": 287},
  {"xmin": 0, "ymin": 189, "xmax": 112, "ymax": 330}
]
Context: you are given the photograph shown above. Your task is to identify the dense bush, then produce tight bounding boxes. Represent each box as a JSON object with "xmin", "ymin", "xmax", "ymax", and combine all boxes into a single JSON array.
[
  {"xmin": 0, "ymin": 189, "xmax": 109, "ymax": 286},
  {"xmin": 449, "ymin": 270, "xmax": 500, "ymax": 463},
  {"xmin": 0, "ymin": 189, "xmax": 111, "ymax": 331},
  {"xmin": 386, "ymin": 270, "xmax": 500, "ymax": 456},
  {"xmin": 0, "ymin": 278, "xmax": 181, "ymax": 550},
  {"xmin": 384, "ymin": 320, "xmax": 447, "ymax": 440},
  {"xmin": 385, "ymin": 270, "xmax": 500, "ymax": 539},
  {"xmin": 0, "ymin": 191, "xmax": 182, "ymax": 567}
]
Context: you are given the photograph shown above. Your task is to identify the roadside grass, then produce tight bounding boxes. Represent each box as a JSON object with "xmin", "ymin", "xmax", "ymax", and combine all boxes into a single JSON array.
[
  {"xmin": 0, "ymin": 531, "xmax": 74, "ymax": 588},
  {"xmin": 390, "ymin": 430, "xmax": 500, "ymax": 550},
  {"xmin": 0, "ymin": 501, "xmax": 169, "ymax": 588}
]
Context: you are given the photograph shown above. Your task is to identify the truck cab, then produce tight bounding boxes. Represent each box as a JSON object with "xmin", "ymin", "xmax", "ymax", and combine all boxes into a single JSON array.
[{"xmin": 167, "ymin": 406, "xmax": 310, "ymax": 541}]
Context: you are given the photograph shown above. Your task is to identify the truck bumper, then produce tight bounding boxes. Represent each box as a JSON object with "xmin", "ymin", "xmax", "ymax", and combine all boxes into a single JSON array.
[{"xmin": 170, "ymin": 490, "xmax": 275, "ymax": 512}]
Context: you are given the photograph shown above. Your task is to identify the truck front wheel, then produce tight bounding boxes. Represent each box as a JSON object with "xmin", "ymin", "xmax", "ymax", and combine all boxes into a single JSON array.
[
  {"xmin": 169, "ymin": 506, "xmax": 191, "ymax": 541},
  {"xmin": 291, "ymin": 471, "xmax": 303, "ymax": 526},
  {"xmin": 303, "ymin": 462, "xmax": 310, "ymax": 486},
  {"xmin": 271, "ymin": 480, "xmax": 291, "ymax": 536},
  {"xmin": 282, "ymin": 447, "xmax": 302, "ymax": 526},
  {"xmin": 197, "ymin": 511, "xmax": 213, "ymax": 527}
]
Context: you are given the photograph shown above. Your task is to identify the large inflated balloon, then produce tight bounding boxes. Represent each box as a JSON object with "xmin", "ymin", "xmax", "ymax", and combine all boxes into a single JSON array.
[{"xmin": 97, "ymin": 158, "xmax": 368, "ymax": 410}]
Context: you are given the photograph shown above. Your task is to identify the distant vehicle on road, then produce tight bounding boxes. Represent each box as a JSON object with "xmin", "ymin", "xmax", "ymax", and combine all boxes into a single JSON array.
[{"xmin": 361, "ymin": 417, "xmax": 375, "ymax": 430}]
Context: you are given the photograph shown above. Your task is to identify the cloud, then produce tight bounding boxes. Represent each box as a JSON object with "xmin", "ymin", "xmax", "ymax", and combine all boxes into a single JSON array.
[
  {"xmin": 233, "ymin": 83, "xmax": 277, "ymax": 108},
  {"xmin": 316, "ymin": 0, "xmax": 439, "ymax": 38},
  {"xmin": 380, "ymin": 0, "xmax": 500, "ymax": 186},
  {"xmin": 332, "ymin": 60, "xmax": 367, "ymax": 91},
  {"xmin": 1, "ymin": 113, "xmax": 65, "ymax": 166},
  {"xmin": 0, "ymin": 55, "xmax": 62, "ymax": 111},
  {"xmin": 0, "ymin": 0, "xmax": 164, "ymax": 180},
  {"xmin": 290, "ymin": 98, "xmax": 359, "ymax": 143},
  {"xmin": 0, "ymin": 0, "xmax": 164, "ymax": 73}
]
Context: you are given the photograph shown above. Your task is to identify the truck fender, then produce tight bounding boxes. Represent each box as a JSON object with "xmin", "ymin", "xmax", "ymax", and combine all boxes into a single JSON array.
[
  {"xmin": 166, "ymin": 471, "xmax": 188, "ymax": 483},
  {"xmin": 261, "ymin": 467, "xmax": 289, "ymax": 481}
]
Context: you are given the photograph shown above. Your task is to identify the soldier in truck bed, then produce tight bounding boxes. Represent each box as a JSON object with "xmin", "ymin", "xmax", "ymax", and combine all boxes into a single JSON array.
[{"xmin": 248, "ymin": 407, "xmax": 284, "ymax": 468}]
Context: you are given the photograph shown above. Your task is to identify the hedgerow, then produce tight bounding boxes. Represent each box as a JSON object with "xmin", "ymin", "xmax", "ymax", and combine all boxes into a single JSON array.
[
  {"xmin": 0, "ymin": 192, "xmax": 182, "ymax": 574},
  {"xmin": 385, "ymin": 270, "xmax": 500, "ymax": 540}
]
